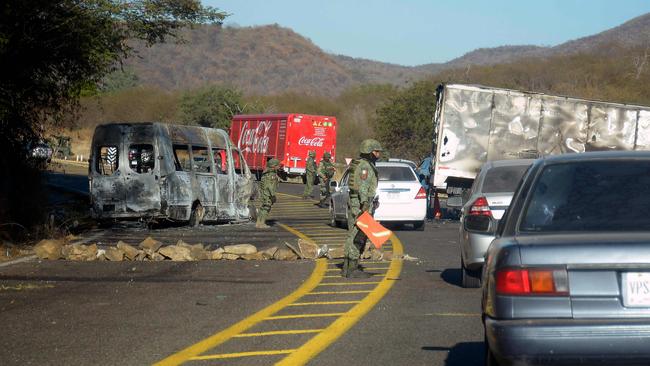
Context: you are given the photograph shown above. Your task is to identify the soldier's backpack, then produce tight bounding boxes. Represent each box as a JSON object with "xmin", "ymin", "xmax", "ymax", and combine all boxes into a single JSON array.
[{"xmin": 347, "ymin": 159, "xmax": 361, "ymax": 191}]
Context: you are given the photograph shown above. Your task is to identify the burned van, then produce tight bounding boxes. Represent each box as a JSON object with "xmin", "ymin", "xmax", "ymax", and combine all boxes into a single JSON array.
[{"xmin": 89, "ymin": 122, "xmax": 255, "ymax": 225}]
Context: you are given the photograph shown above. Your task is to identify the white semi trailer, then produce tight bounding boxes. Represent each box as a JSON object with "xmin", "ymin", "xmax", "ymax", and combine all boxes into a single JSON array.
[{"xmin": 430, "ymin": 83, "xmax": 650, "ymax": 208}]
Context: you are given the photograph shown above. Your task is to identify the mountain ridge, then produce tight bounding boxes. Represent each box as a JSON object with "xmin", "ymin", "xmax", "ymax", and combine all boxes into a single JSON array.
[{"xmin": 124, "ymin": 13, "xmax": 650, "ymax": 96}]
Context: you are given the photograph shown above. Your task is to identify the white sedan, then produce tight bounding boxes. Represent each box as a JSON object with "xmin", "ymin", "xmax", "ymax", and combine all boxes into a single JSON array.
[{"xmin": 329, "ymin": 161, "xmax": 427, "ymax": 230}]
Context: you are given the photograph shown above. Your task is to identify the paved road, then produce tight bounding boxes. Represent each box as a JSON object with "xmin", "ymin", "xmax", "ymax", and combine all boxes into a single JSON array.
[{"xmin": 0, "ymin": 180, "xmax": 484, "ymax": 365}]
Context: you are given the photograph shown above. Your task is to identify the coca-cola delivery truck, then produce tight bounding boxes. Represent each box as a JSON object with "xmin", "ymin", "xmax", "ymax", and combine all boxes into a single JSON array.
[{"xmin": 230, "ymin": 114, "xmax": 337, "ymax": 178}]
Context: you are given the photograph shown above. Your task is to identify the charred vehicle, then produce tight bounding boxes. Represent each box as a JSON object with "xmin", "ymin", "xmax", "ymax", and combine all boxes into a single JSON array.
[{"xmin": 89, "ymin": 123, "xmax": 255, "ymax": 225}]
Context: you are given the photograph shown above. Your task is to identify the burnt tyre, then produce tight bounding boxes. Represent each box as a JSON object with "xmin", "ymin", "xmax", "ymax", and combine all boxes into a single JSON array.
[{"xmin": 188, "ymin": 202, "xmax": 204, "ymax": 227}]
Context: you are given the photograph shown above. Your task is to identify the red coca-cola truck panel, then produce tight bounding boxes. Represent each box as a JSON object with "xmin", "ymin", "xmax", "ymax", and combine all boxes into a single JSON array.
[{"xmin": 230, "ymin": 114, "xmax": 337, "ymax": 176}]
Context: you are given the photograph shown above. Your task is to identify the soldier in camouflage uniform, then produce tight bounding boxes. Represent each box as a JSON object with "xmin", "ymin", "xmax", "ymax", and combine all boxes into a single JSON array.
[
  {"xmin": 302, "ymin": 151, "xmax": 317, "ymax": 199},
  {"xmin": 256, "ymin": 158, "xmax": 281, "ymax": 229},
  {"xmin": 317, "ymin": 151, "xmax": 336, "ymax": 208},
  {"xmin": 341, "ymin": 139, "xmax": 383, "ymax": 278}
]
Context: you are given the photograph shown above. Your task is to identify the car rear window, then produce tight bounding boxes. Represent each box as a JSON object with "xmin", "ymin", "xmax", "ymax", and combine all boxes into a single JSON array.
[
  {"xmin": 520, "ymin": 161, "xmax": 650, "ymax": 232},
  {"xmin": 482, "ymin": 165, "xmax": 530, "ymax": 193},
  {"xmin": 378, "ymin": 166, "xmax": 416, "ymax": 181}
]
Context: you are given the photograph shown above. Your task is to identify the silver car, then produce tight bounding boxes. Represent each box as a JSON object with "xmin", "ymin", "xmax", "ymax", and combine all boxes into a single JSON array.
[
  {"xmin": 483, "ymin": 151, "xmax": 650, "ymax": 366},
  {"xmin": 459, "ymin": 159, "xmax": 533, "ymax": 288}
]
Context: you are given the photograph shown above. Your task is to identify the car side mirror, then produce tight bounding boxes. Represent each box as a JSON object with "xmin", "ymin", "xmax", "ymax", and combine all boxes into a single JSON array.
[{"xmin": 330, "ymin": 181, "xmax": 338, "ymax": 188}]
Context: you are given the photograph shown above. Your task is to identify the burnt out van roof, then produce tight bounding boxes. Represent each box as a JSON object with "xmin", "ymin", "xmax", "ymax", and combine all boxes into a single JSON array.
[{"xmin": 92, "ymin": 122, "xmax": 230, "ymax": 149}]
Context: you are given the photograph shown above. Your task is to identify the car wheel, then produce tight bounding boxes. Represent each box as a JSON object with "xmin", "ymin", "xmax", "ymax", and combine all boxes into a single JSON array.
[
  {"xmin": 413, "ymin": 220, "xmax": 425, "ymax": 231},
  {"xmin": 461, "ymin": 258, "xmax": 481, "ymax": 288},
  {"xmin": 485, "ymin": 338, "xmax": 500, "ymax": 366},
  {"xmin": 329, "ymin": 202, "xmax": 338, "ymax": 227}
]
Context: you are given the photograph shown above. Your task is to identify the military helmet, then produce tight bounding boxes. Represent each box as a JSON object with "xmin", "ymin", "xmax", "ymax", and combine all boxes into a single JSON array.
[
  {"xmin": 308, "ymin": 151, "xmax": 316, "ymax": 157},
  {"xmin": 323, "ymin": 151, "xmax": 331, "ymax": 158},
  {"xmin": 267, "ymin": 158, "xmax": 281, "ymax": 168},
  {"xmin": 360, "ymin": 139, "xmax": 383, "ymax": 154}
]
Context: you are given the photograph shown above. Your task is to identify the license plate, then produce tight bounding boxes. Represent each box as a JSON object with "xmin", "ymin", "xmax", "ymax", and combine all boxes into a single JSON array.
[
  {"xmin": 623, "ymin": 272, "xmax": 650, "ymax": 307},
  {"xmin": 387, "ymin": 192, "xmax": 399, "ymax": 200}
]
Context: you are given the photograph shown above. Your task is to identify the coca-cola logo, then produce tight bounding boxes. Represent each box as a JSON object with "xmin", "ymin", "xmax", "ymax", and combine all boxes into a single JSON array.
[
  {"xmin": 238, "ymin": 121, "xmax": 271, "ymax": 154},
  {"xmin": 298, "ymin": 137, "xmax": 324, "ymax": 147}
]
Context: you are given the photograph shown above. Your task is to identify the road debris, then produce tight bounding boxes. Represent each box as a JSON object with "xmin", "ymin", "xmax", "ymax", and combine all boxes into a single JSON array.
[
  {"xmin": 327, "ymin": 247, "xmax": 344, "ymax": 259},
  {"xmin": 34, "ymin": 239, "xmax": 65, "ymax": 260},
  {"xmin": 62, "ymin": 243, "xmax": 98, "ymax": 261},
  {"xmin": 30, "ymin": 237, "xmax": 333, "ymax": 262},
  {"xmin": 273, "ymin": 247, "xmax": 298, "ymax": 261},
  {"xmin": 223, "ymin": 244, "xmax": 257, "ymax": 256},
  {"xmin": 116, "ymin": 241, "xmax": 139, "ymax": 260},
  {"xmin": 139, "ymin": 236, "xmax": 163, "ymax": 253},
  {"xmin": 104, "ymin": 247, "xmax": 124, "ymax": 261},
  {"xmin": 158, "ymin": 245, "xmax": 193, "ymax": 261},
  {"xmin": 260, "ymin": 246, "xmax": 278, "ymax": 259}
]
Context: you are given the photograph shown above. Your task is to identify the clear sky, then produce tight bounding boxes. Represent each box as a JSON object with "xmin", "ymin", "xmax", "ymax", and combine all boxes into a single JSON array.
[{"xmin": 205, "ymin": 1, "xmax": 650, "ymax": 66}]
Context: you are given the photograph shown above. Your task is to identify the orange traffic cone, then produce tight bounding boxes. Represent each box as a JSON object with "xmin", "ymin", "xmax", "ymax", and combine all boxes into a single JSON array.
[{"xmin": 433, "ymin": 192, "xmax": 442, "ymax": 220}]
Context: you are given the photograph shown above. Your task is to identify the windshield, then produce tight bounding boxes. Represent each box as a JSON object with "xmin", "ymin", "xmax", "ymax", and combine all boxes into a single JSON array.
[
  {"xmin": 520, "ymin": 161, "xmax": 650, "ymax": 232},
  {"xmin": 378, "ymin": 166, "xmax": 417, "ymax": 182}
]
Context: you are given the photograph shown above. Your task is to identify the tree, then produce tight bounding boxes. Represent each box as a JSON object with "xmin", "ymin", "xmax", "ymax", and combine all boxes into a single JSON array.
[
  {"xmin": 374, "ymin": 80, "xmax": 438, "ymax": 162},
  {"xmin": 99, "ymin": 69, "xmax": 141, "ymax": 94},
  {"xmin": 180, "ymin": 86, "xmax": 266, "ymax": 129},
  {"xmin": 0, "ymin": 0, "xmax": 226, "ymax": 230}
]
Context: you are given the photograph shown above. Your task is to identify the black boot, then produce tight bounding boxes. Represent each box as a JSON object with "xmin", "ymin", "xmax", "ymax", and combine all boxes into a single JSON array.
[
  {"xmin": 340, "ymin": 258, "xmax": 350, "ymax": 277},
  {"xmin": 347, "ymin": 259, "xmax": 372, "ymax": 278}
]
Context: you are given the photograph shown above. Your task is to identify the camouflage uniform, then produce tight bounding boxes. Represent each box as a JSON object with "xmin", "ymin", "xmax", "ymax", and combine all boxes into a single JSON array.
[
  {"xmin": 317, "ymin": 151, "xmax": 336, "ymax": 207},
  {"xmin": 256, "ymin": 159, "xmax": 281, "ymax": 229},
  {"xmin": 342, "ymin": 139, "xmax": 382, "ymax": 278},
  {"xmin": 302, "ymin": 151, "xmax": 317, "ymax": 199}
]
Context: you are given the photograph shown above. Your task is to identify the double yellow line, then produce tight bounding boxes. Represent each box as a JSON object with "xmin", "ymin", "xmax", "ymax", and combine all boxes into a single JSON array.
[{"xmin": 155, "ymin": 232, "xmax": 403, "ymax": 365}]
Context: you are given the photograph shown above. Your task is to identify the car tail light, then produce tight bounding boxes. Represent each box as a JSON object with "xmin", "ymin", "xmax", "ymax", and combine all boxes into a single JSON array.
[
  {"xmin": 496, "ymin": 268, "xmax": 569, "ymax": 296},
  {"xmin": 469, "ymin": 196, "xmax": 492, "ymax": 217},
  {"xmin": 414, "ymin": 186, "xmax": 427, "ymax": 199}
]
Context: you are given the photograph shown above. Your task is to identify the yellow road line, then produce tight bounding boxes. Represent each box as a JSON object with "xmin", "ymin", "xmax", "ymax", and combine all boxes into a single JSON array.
[
  {"xmin": 326, "ymin": 267, "xmax": 388, "ymax": 272},
  {"xmin": 277, "ymin": 234, "xmax": 404, "ymax": 365},
  {"xmin": 317, "ymin": 281, "xmax": 381, "ymax": 286},
  {"xmin": 265, "ymin": 313, "xmax": 345, "ymax": 320},
  {"xmin": 306, "ymin": 234, "xmax": 345, "ymax": 237},
  {"xmin": 327, "ymin": 261, "xmax": 390, "ymax": 266},
  {"xmin": 288, "ymin": 301, "xmax": 361, "ymax": 306},
  {"xmin": 153, "ymin": 259, "xmax": 327, "ymax": 366},
  {"xmin": 189, "ymin": 349, "xmax": 295, "ymax": 360},
  {"xmin": 323, "ymin": 274, "xmax": 384, "ymax": 278},
  {"xmin": 277, "ymin": 223, "xmax": 318, "ymax": 244},
  {"xmin": 234, "ymin": 329, "xmax": 323, "ymax": 337},
  {"xmin": 306, "ymin": 290, "xmax": 373, "ymax": 295}
]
